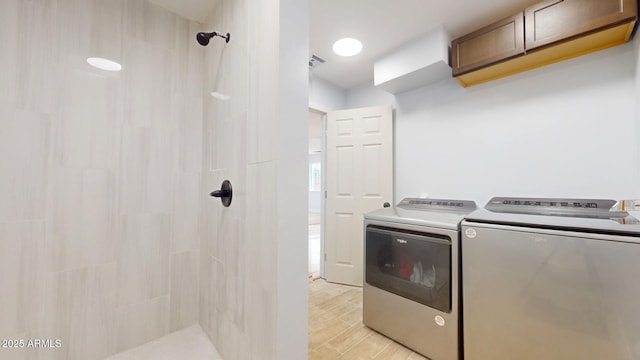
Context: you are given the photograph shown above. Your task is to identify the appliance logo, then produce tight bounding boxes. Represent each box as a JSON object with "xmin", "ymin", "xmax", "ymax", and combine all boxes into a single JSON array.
[
  {"xmin": 465, "ymin": 228, "xmax": 477, "ymax": 239},
  {"xmin": 435, "ymin": 315, "xmax": 445, "ymax": 327},
  {"xmin": 396, "ymin": 238, "xmax": 408, "ymax": 244}
]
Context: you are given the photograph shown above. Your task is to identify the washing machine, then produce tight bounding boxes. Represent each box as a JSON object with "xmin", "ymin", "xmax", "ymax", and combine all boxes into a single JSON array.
[
  {"xmin": 462, "ymin": 197, "xmax": 640, "ymax": 360},
  {"xmin": 363, "ymin": 198, "xmax": 477, "ymax": 360}
]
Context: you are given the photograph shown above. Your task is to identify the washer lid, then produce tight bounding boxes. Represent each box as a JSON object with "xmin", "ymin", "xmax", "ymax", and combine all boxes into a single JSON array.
[
  {"xmin": 365, "ymin": 198, "xmax": 478, "ymax": 230},
  {"xmin": 465, "ymin": 197, "xmax": 640, "ymax": 236}
]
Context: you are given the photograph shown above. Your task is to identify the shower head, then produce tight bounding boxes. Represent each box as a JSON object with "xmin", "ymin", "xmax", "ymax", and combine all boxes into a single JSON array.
[{"xmin": 196, "ymin": 31, "xmax": 231, "ymax": 46}]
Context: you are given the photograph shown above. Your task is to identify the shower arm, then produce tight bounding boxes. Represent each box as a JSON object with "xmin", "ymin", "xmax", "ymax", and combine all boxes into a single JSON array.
[
  {"xmin": 197, "ymin": 31, "xmax": 231, "ymax": 46},
  {"xmin": 211, "ymin": 32, "xmax": 231, "ymax": 43}
]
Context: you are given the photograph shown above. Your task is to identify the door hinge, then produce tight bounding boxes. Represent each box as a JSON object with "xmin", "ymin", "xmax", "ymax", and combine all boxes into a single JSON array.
[
  {"xmin": 324, "ymin": 191, "xmax": 327, "ymax": 199},
  {"xmin": 324, "ymin": 253, "xmax": 327, "ymax": 262}
]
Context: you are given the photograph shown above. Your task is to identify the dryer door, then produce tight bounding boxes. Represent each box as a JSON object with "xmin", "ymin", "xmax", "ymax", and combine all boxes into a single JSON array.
[{"xmin": 365, "ymin": 225, "xmax": 452, "ymax": 312}]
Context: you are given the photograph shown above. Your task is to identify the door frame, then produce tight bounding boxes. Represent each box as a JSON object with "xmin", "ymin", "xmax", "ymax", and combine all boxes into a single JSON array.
[
  {"xmin": 309, "ymin": 106, "xmax": 327, "ymax": 279},
  {"xmin": 311, "ymin": 105, "xmax": 394, "ymax": 282}
]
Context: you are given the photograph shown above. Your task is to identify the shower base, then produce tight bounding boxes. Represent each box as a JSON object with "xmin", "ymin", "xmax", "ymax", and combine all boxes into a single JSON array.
[{"xmin": 106, "ymin": 325, "xmax": 222, "ymax": 360}]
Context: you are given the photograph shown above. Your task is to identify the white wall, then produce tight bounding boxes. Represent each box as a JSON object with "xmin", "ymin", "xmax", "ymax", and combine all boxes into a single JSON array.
[
  {"xmin": 397, "ymin": 44, "xmax": 639, "ymax": 206},
  {"xmin": 309, "ymin": 74, "xmax": 346, "ymax": 111},
  {"xmin": 349, "ymin": 42, "xmax": 640, "ymax": 206},
  {"xmin": 276, "ymin": 0, "xmax": 309, "ymax": 357},
  {"xmin": 346, "ymin": 80, "xmax": 397, "ymax": 109}
]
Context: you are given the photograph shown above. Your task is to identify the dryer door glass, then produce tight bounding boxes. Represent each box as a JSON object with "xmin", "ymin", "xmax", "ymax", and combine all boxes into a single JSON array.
[{"xmin": 365, "ymin": 225, "xmax": 451, "ymax": 312}]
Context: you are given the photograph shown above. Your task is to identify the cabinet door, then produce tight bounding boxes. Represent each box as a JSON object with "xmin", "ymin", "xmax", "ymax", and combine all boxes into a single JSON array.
[
  {"xmin": 525, "ymin": 0, "xmax": 637, "ymax": 51},
  {"xmin": 451, "ymin": 13, "xmax": 524, "ymax": 77}
]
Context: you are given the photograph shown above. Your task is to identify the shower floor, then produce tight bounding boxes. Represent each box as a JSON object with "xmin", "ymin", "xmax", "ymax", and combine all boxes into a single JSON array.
[{"xmin": 106, "ymin": 325, "xmax": 222, "ymax": 360}]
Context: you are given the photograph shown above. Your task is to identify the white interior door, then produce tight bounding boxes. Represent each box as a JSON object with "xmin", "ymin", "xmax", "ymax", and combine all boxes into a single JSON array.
[{"xmin": 324, "ymin": 105, "xmax": 393, "ymax": 286}]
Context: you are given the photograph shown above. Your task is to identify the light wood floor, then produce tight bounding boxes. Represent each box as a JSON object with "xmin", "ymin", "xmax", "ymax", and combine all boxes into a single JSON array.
[{"xmin": 309, "ymin": 279, "xmax": 428, "ymax": 360}]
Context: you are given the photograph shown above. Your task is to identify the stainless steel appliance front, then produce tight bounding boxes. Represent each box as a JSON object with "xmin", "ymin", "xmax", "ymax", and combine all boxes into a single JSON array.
[
  {"xmin": 364, "ymin": 198, "xmax": 476, "ymax": 360},
  {"xmin": 462, "ymin": 197, "xmax": 640, "ymax": 360}
]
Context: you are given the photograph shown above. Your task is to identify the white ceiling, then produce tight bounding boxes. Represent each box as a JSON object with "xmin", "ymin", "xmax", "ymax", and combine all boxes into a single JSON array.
[
  {"xmin": 154, "ymin": 0, "xmax": 539, "ymax": 89},
  {"xmin": 310, "ymin": 0, "xmax": 539, "ymax": 89}
]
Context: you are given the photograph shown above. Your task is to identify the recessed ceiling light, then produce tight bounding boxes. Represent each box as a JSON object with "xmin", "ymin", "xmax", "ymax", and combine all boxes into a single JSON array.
[
  {"xmin": 87, "ymin": 57, "xmax": 122, "ymax": 72},
  {"xmin": 332, "ymin": 38, "xmax": 363, "ymax": 57}
]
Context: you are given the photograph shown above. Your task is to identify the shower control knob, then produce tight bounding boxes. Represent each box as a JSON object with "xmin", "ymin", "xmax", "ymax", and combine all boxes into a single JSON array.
[
  {"xmin": 210, "ymin": 180, "xmax": 233, "ymax": 207},
  {"xmin": 383, "ymin": 202, "xmax": 391, "ymax": 208}
]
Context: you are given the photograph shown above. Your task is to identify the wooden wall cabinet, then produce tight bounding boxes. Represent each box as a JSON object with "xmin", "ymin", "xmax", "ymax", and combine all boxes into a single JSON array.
[
  {"xmin": 526, "ymin": 0, "xmax": 637, "ymax": 51},
  {"xmin": 451, "ymin": 13, "xmax": 524, "ymax": 77},
  {"xmin": 452, "ymin": 0, "xmax": 638, "ymax": 87}
]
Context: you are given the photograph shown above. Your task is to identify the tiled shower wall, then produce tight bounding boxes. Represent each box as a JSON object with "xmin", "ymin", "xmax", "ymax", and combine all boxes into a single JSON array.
[
  {"xmin": 0, "ymin": 0, "xmax": 204, "ymax": 359},
  {"xmin": 199, "ymin": 0, "xmax": 278, "ymax": 358},
  {"xmin": 199, "ymin": 0, "xmax": 309, "ymax": 358}
]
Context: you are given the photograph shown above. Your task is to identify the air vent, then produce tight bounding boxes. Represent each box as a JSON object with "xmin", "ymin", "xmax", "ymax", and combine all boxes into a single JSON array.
[{"xmin": 309, "ymin": 54, "xmax": 326, "ymax": 69}]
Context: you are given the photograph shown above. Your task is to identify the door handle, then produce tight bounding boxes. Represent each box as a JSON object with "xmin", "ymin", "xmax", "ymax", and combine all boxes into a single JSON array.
[{"xmin": 210, "ymin": 179, "xmax": 233, "ymax": 207}]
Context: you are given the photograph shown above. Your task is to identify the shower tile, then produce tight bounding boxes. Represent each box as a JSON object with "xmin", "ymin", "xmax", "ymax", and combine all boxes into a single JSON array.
[
  {"xmin": 90, "ymin": 0, "xmax": 125, "ymax": 69},
  {"xmin": 116, "ymin": 214, "xmax": 171, "ymax": 307},
  {"xmin": 119, "ymin": 126, "xmax": 172, "ymax": 214},
  {"xmin": 118, "ymin": 125, "xmax": 150, "ymax": 214},
  {"xmin": 202, "ymin": 170, "xmax": 223, "ymax": 259},
  {"xmin": 169, "ymin": 250, "xmax": 200, "ymax": 332},
  {"xmin": 171, "ymin": 95, "xmax": 203, "ymax": 173},
  {"xmin": 210, "ymin": 105, "xmax": 232, "ymax": 171},
  {"xmin": 0, "ymin": 0, "xmax": 18, "ymax": 108},
  {"xmin": 210, "ymin": 111, "xmax": 247, "ymax": 186},
  {"xmin": 223, "ymin": 271, "xmax": 246, "ymax": 332},
  {"xmin": 15, "ymin": 0, "xmax": 55, "ymax": 114},
  {"xmin": 246, "ymin": 2, "xmax": 277, "ymax": 165},
  {"xmin": 171, "ymin": 172, "xmax": 201, "ymax": 253},
  {"xmin": 239, "ymin": 163, "xmax": 279, "ymax": 357},
  {"xmin": 220, "ymin": 215, "xmax": 244, "ymax": 272},
  {"xmin": 52, "ymin": 0, "xmax": 93, "ymax": 67},
  {"xmin": 0, "ymin": 221, "xmax": 46, "ymax": 339},
  {"xmin": 204, "ymin": 255, "xmax": 225, "ymax": 328},
  {"xmin": 45, "ymin": 168, "xmax": 117, "ymax": 272},
  {"xmin": 227, "ymin": 0, "xmax": 249, "ymax": 58},
  {"xmin": 198, "ymin": 253, "xmax": 212, "ymax": 337},
  {"xmin": 243, "ymin": 281, "xmax": 276, "ymax": 360},
  {"xmin": 186, "ymin": 22, "xmax": 205, "ymax": 98},
  {"xmin": 113, "ymin": 295, "xmax": 170, "ymax": 354},
  {"xmin": 172, "ymin": 20, "xmax": 205, "ymax": 98},
  {"xmin": 246, "ymin": 163, "xmax": 277, "ymax": 290},
  {"xmin": 40, "ymin": 263, "xmax": 118, "ymax": 360},
  {"xmin": 123, "ymin": 0, "xmax": 144, "ymax": 40},
  {"xmin": 184, "ymin": 98, "xmax": 204, "ymax": 172},
  {"xmin": 0, "ymin": 109, "xmax": 51, "ymax": 222},
  {"xmin": 228, "ymin": 49, "xmax": 249, "ymax": 119},
  {"xmin": 53, "ymin": 68, "xmax": 122, "ymax": 169},
  {"xmin": 122, "ymin": 37, "xmax": 172, "ymax": 130},
  {"xmin": 146, "ymin": 127, "xmax": 174, "ymax": 212},
  {"xmin": 246, "ymin": 65, "xmax": 276, "ymax": 164},
  {"xmin": 171, "ymin": 17, "xmax": 190, "ymax": 95},
  {"xmin": 204, "ymin": 98, "xmax": 222, "ymax": 172},
  {"xmin": 124, "ymin": 0, "xmax": 177, "ymax": 50}
]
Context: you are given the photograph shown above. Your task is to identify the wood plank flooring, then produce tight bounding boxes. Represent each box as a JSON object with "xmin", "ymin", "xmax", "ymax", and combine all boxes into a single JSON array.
[{"xmin": 309, "ymin": 279, "xmax": 428, "ymax": 360}]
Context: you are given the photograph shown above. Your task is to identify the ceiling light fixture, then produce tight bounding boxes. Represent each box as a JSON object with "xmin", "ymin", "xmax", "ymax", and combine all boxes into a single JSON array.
[
  {"xmin": 332, "ymin": 38, "xmax": 363, "ymax": 57},
  {"xmin": 87, "ymin": 57, "xmax": 122, "ymax": 72}
]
